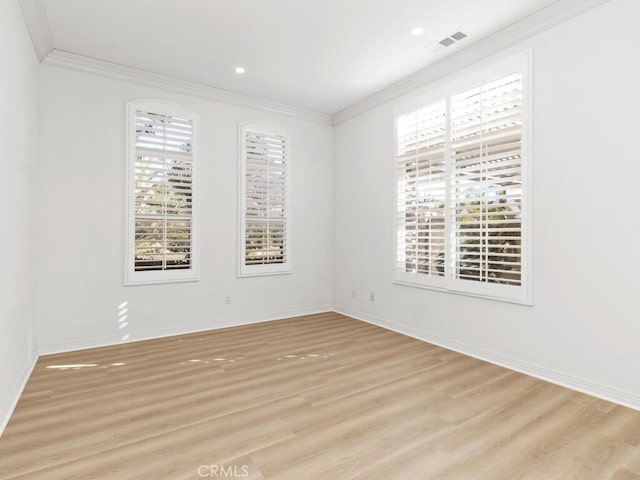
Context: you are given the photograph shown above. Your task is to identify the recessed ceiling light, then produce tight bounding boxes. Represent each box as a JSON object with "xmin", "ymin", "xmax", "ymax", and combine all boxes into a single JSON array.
[
  {"xmin": 234, "ymin": 66, "xmax": 245, "ymax": 74},
  {"xmin": 411, "ymin": 27, "xmax": 424, "ymax": 37}
]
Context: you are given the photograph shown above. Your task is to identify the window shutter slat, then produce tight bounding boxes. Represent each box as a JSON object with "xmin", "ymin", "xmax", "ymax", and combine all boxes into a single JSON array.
[
  {"xmin": 395, "ymin": 66, "xmax": 526, "ymax": 300},
  {"xmin": 451, "ymin": 73, "xmax": 523, "ymax": 286},
  {"xmin": 133, "ymin": 109, "xmax": 194, "ymax": 273},
  {"xmin": 395, "ymin": 100, "xmax": 447, "ymax": 277},
  {"xmin": 242, "ymin": 128, "xmax": 289, "ymax": 271}
]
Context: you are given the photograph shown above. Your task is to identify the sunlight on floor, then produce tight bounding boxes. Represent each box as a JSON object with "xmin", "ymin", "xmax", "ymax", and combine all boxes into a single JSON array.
[{"xmin": 46, "ymin": 364, "xmax": 98, "ymax": 370}]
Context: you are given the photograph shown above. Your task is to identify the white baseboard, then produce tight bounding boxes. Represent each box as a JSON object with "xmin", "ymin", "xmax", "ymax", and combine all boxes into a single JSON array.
[
  {"xmin": 0, "ymin": 353, "xmax": 38, "ymax": 437},
  {"xmin": 334, "ymin": 306, "xmax": 640, "ymax": 412},
  {"xmin": 38, "ymin": 305, "xmax": 333, "ymax": 356},
  {"xmin": 20, "ymin": 304, "xmax": 640, "ymax": 440}
]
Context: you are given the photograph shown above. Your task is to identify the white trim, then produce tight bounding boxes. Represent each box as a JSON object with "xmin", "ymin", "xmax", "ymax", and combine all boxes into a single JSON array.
[
  {"xmin": 392, "ymin": 279, "xmax": 531, "ymax": 307},
  {"xmin": 17, "ymin": 0, "xmax": 53, "ymax": 61},
  {"xmin": 521, "ymin": 50, "xmax": 534, "ymax": 305},
  {"xmin": 238, "ymin": 121, "xmax": 292, "ymax": 277},
  {"xmin": 22, "ymin": 0, "xmax": 609, "ymax": 123},
  {"xmin": 37, "ymin": 306, "xmax": 333, "ymax": 355},
  {"xmin": 333, "ymin": 0, "xmax": 612, "ymax": 125},
  {"xmin": 334, "ymin": 306, "xmax": 640, "ymax": 412},
  {"xmin": 0, "ymin": 353, "xmax": 38, "ymax": 437},
  {"xmin": 42, "ymin": 50, "xmax": 333, "ymax": 126},
  {"xmin": 125, "ymin": 100, "xmax": 200, "ymax": 286},
  {"xmin": 16, "ymin": 306, "xmax": 640, "ymax": 431}
]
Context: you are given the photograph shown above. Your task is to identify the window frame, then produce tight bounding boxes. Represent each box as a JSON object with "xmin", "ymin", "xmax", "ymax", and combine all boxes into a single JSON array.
[
  {"xmin": 238, "ymin": 121, "xmax": 292, "ymax": 277},
  {"xmin": 125, "ymin": 100, "xmax": 200, "ymax": 286},
  {"xmin": 392, "ymin": 52, "xmax": 532, "ymax": 305}
]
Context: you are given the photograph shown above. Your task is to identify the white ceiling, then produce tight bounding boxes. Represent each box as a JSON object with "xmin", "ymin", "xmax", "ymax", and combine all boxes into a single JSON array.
[{"xmin": 42, "ymin": 0, "xmax": 558, "ymax": 115}]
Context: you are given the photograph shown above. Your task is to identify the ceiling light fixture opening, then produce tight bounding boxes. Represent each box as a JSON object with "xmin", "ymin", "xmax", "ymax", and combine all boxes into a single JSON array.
[
  {"xmin": 234, "ymin": 66, "xmax": 246, "ymax": 74},
  {"xmin": 410, "ymin": 27, "xmax": 424, "ymax": 37}
]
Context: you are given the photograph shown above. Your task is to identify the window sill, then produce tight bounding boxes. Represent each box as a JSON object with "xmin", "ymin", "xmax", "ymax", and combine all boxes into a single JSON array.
[
  {"xmin": 125, "ymin": 272, "xmax": 200, "ymax": 286},
  {"xmin": 392, "ymin": 278, "xmax": 532, "ymax": 306},
  {"xmin": 237, "ymin": 270, "xmax": 292, "ymax": 279}
]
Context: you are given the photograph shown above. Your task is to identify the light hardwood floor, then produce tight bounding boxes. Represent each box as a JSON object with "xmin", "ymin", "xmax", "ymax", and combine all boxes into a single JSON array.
[{"xmin": 1, "ymin": 312, "xmax": 640, "ymax": 479}]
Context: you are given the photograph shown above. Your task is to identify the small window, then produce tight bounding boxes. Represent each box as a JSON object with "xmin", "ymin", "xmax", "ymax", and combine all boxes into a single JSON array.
[
  {"xmin": 239, "ymin": 122, "xmax": 290, "ymax": 276},
  {"xmin": 395, "ymin": 54, "xmax": 530, "ymax": 304},
  {"xmin": 125, "ymin": 101, "xmax": 199, "ymax": 285}
]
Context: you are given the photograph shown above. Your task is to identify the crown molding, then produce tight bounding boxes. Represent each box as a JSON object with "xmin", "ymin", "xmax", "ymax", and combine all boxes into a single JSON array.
[
  {"xmin": 332, "ymin": 0, "xmax": 612, "ymax": 125},
  {"xmin": 18, "ymin": 0, "xmax": 53, "ymax": 61},
  {"xmin": 42, "ymin": 50, "xmax": 333, "ymax": 125},
  {"xmin": 25, "ymin": 0, "xmax": 610, "ymax": 126}
]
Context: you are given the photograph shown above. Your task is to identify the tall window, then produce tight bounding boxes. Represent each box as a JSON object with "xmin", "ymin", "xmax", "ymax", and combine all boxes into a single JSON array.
[
  {"xmin": 239, "ymin": 122, "xmax": 290, "ymax": 276},
  {"xmin": 126, "ymin": 101, "xmax": 198, "ymax": 285},
  {"xmin": 395, "ymin": 55, "xmax": 530, "ymax": 303}
]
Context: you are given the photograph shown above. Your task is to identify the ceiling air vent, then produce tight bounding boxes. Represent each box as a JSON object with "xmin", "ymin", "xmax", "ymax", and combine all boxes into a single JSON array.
[{"xmin": 439, "ymin": 31, "xmax": 467, "ymax": 47}]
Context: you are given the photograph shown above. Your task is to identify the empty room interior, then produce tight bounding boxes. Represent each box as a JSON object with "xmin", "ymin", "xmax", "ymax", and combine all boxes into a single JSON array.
[{"xmin": 2, "ymin": 0, "xmax": 640, "ymax": 478}]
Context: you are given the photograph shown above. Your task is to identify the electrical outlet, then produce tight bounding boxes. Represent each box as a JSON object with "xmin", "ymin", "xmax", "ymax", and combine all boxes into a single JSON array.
[
  {"xmin": 351, "ymin": 290, "xmax": 356, "ymax": 299},
  {"xmin": 224, "ymin": 296, "xmax": 231, "ymax": 305},
  {"xmin": 370, "ymin": 292, "xmax": 375, "ymax": 302}
]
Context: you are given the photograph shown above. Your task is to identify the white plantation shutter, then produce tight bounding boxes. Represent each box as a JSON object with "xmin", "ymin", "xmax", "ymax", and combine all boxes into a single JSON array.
[
  {"xmin": 394, "ymin": 54, "xmax": 529, "ymax": 303},
  {"xmin": 396, "ymin": 100, "xmax": 447, "ymax": 277},
  {"xmin": 126, "ymin": 102, "xmax": 199, "ymax": 285},
  {"xmin": 239, "ymin": 123, "xmax": 290, "ymax": 276},
  {"xmin": 451, "ymin": 74, "xmax": 523, "ymax": 286}
]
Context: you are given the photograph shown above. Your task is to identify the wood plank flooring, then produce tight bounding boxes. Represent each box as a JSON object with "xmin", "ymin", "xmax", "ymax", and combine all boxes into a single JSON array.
[{"xmin": 1, "ymin": 312, "xmax": 639, "ymax": 479}]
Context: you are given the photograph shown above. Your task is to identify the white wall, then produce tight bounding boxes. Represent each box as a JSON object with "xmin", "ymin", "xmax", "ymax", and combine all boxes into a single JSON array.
[
  {"xmin": 333, "ymin": 0, "xmax": 640, "ymax": 407},
  {"xmin": 37, "ymin": 67, "xmax": 334, "ymax": 353},
  {"xmin": 13, "ymin": 0, "xmax": 640, "ymax": 419},
  {"xmin": 0, "ymin": 0, "xmax": 40, "ymax": 432}
]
